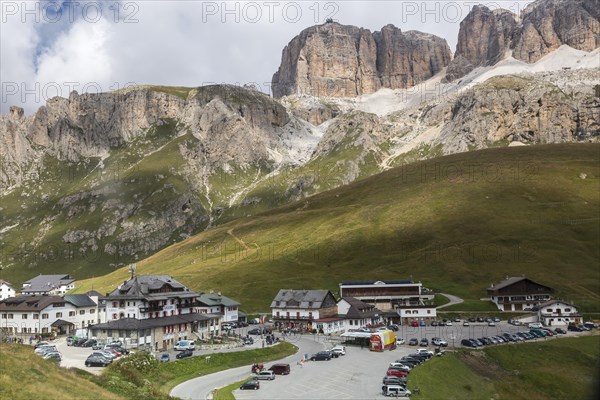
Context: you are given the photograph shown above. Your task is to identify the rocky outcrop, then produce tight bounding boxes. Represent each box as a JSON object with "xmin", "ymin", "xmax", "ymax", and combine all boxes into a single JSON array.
[
  {"xmin": 272, "ymin": 23, "xmax": 451, "ymax": 98},
  {"xmin": 445, "ymin": 6, "xmax": 519, "ymax": 82},
  {"xmin": 513, "ymin": 0, "xmax": 600, "ymax": 63},
  {"xmin": 446, "ymin": 0, "xmax": 600, "ymax": 81}
]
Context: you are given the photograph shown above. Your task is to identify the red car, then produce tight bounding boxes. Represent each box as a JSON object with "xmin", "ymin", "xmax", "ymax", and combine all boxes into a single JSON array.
[
  {"xmin": 386, "ymin": 369, "xmax": 408, "ymax": 377},
  {"xmin": 410, "ymin": 320, "xmax": 419, "ymax": 327}
]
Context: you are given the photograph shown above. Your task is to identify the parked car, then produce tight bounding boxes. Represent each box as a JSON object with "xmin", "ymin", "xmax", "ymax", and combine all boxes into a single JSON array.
[
  {"xmin": 389, "ymin": 362, "xmax": 411, "ymax": 371},
  {"xmin": 410, "ymin": 320, "xmax": 418, "ymax": 327},
  {"xmin": 419, "ymin": 320, "xmax": 426, "ymax": 327},
  {"xmin": 568, "ymin": 324, "xmax": 583, "ymax": 332},
  {"xmin": 430, "ymin": 320, "xmax": 439, "ymax": 326},
  {"xmin": 488, "ymin": 321, "xmax": 496, "ymax": 326},
  {"xmin": 66, "ymin": 337, "xmax": 74, "ymax": 346},
  {"xmin": 331, "ymin": 345, "xmax": 346, "ymax": 356},
  {"xmin": 242, "ymin": 337, "xmax": 254, "ymax": 345},
  {"xmin": 174, "ymin": 340, "xmax": 195, "ymax": 351},
  {"xmin": 431, "ymin": 337, "xmax": 448, "ymax": 347},
  {"xmin": 386, "ymin": 369, "xmax": 408, "ymax": 377},
  {"xmin": 160, "ymin": 353, "xmax": 170, "ymax": 362},
  {"xmin": 92, "ymin": 342, "xmax": 106, "ymax": 350},
  {"xmin": 583, "ymin": 322, "xmax": 598, "ymax": 330},
  {"xmin": 463, "ymin": 321, "xmax": 470, "ymax": 326},
  {"xmin": 176, "ymin": 349, "xmax": 193, "ymax": 359},
  {"xmin": 240, "ymin": 380, "xmax": 260, "ymax": 390},
  {"xmin": 382, "ymin": 376, "xmax": 407, "ymax": 386},
  {"xmin": 396, "ymin": 338, "xmax": 405, "ymax": 345},
  {"xmin": 80, "ymin": 339, "xmax": 97, "ymax": 348},
  {"xmin": 382, "ymin": 385, "xmax": 411, "ymax": 397},
  {"xmin": 493, "ymin": 317, "xmax": 500, "ymax": 322},
  {"xmin": 254, "ymin": 371, "xmax": 275, "ymax": 380},
  {"xmin": 419, "ymin": 338, "xmax": 429, "ymax": 347},
  {"xmin": 445, "ymin": 321, "xmax": 453, "ymax": 326},
  {"xmin": 408, "ymin": 338, "xmax": 418, "ymax": 346},
  {"xmin": 43, "ymin": 351, "xmax": 62, "ymax": 361},
  {"xmin": 387, "ymin": 324, "xmax": 399, "ymax": 331},
  {"xmin": 92, "ymin": 350, "xmax": 116, "ymax": 360},
  {"xmin": 417, "ymin": 348, "xmax": 434, "ymax": 357},
  {"xmin": 528, "ymin": 322, "xmax": 543, "ymax": 329},
  {"xmin": 554, "ymin": 328, "xmax": 567, "ymax": 334},
  {"xmin": 85, "ymin": 354, "xmax": 111, "ymax": 367},
  {"xmin": 34, "ymin": 341, "xmax": 49, "ymax": 349},
  {"xmin": 35, "ymin": 345, "xmax": 57, "ymax": 354},
  {"xmin": 476, "ymin": 317, "xmax": 485, "ymax": 323},
  {"xmin": 310, "ymin": 351, "xmax": 332, "ymax": 361},
  {"xmin": 269, "ymin": 363, "xmax": 291, "ymax": 375},
  {"xmin": 248, "ymin": 328, "xmax": 268, "ymax": 335},
  {"xmin": 461, "ymin": 339, "xmax": 477, "ymax": 348}
]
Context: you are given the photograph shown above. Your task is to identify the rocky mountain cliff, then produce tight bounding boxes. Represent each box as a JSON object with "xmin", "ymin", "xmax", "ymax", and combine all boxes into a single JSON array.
[
  {"xmin": 271, "ymin": 23, "xmax": 451, "ymax": 98},
  {"xmin": 446, "ymin": 0, "xmax": 600, "ymax": 81},
  {"xmin": 1, "ymin": 0, "xmax": 599, "ymax": 286}
]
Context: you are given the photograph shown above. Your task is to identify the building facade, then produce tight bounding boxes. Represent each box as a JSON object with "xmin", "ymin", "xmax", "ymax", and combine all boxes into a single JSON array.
[
  {"xmin": 487, "ymin": 277, "xmax": 554, "ymax": 311},
  {"xmin": 21, "ymin": 274, "xmax": 75, "ymax": 296},
  {"xmin": 339, "ymin": 280, "xmax": 433, "ymax": 311},
  {"xmin": 314, "ymin": 297, "xmax": 382, "ymax": 334},
  {"xmin": 0, "ymin": 280, "xmax": 16, "ymax": 301},
  {"xmin": 197, "ymin": 292, "xmax": 240, "ymax": 324},
  {"xmin": 536, "ymin": 300, "xmax": 582, "ymax": 326},
  {"xmin": 271, "ymin": 289, "xmax": 338, "ymax": 331},
  {"xmin": 0, "ymin": 294, "xmax": 97, "ymax": 336}
]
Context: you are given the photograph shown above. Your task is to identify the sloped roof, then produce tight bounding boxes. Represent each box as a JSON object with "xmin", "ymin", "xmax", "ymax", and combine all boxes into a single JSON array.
[
  {"xmin": 0, "ymin": 295, "xmax": 70, "ymax": 311},
  {"xmin": 90, "ymin": 313, "xmax": 216, "ymax": 330},
  {"xmin": 340, "ymin": 297, "xmax": 379, "ymax": 319},
  {"xmin": 535, "ymin": 299, "xmax": 577, "ymax": 310},
  {"xmin": 86, "ymin": 290, "xmax": 103, "ymax": 297},
  {"xmin": 63, "ymin": 294, "xmax": 97, "ymax": 307},
  {"xmin": 270, "ymin": 289, "xmax": 333, "ymax": 309},
  {"xmin": 21, "ymin": 274, "xmax": 74, "ymax": 293},
  {"xmin": 0, "ymin": 279, "xmax": 13, "ymax": 287},
  {"xmin": 198, "ymin": 293, "xmax": 240, "ymax": 307},
  {"xmin": 340, "ymin": 280, "xmax": 415, "ymax": 286},
  {"xmin": 103, "ymin": 275, "xmax": 199, "ymax": 300},
  {"xmin": 487, "ymin": 277, "xmax": 552, "ymax": 292},
  {"xmin": 51, "ymin": 319, "xmax": 74, "ymax": 327}
]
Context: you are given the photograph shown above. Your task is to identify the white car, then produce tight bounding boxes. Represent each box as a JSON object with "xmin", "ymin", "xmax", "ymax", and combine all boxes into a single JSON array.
[
  {"xmin": 431, "ymin": 337, "xmax": 448, "ymax": 347},
  {"xmin": 463, "ymin": 321, "xmax": 470, "ymax": 326},
  {"xmin": 331, "ymin": 345, "xmax": 346, "ymax": 356},
  {"xmin": 396, "ymin": 338, "xmax": 405, "ymax": 345},
  {"xmin": 488, "ymin": 321, "xmax": 496, "ymax": 326},
  {"xmin": 528, "ymin": 322, "xmax": 543, "ymax": 329},
  {"xmin": 416, "ymin": 348, "xmax": 434, "ymax": 356},
  {"xmin": 445, "ymin": 321, "xmax": 453, "ymax": 326},
  {"xmin": 389, "ymin": 363, "xmax": 411, "ymax": 372}
]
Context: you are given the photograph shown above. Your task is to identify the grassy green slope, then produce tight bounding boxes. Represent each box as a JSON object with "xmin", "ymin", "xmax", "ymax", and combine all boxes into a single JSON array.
[
  {"xmin": 0, "ymin": 344, "xmax": 124, "ymax": 400},
  {"xmin": 409, "ymin": 335, "xmax": 600, "ymax": 400},
  {"xmin": 74, "ymin": 144, "xmax": 600, "ymax": 312}
]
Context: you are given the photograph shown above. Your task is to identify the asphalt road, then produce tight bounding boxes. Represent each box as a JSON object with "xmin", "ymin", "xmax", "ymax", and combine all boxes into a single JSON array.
[{"xmin": 170, "ymin": 335, "xmax": 328, "ymax": 400}]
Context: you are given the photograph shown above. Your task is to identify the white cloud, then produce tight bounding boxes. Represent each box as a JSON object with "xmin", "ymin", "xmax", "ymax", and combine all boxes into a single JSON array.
[{"xmin": 1, "ymin": 1, "xmax": 535, "ymax": 115}]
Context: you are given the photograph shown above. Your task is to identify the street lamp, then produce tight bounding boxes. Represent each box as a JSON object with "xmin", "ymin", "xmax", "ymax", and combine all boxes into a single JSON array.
[{"xmin": 450, "ymin": 334, "xmax": 456, "ymax": 350}]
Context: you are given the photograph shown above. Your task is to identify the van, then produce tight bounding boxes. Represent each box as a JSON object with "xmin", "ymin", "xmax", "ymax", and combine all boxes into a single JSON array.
[
  {"xmin": 382, "ymin": 385, "xmax": 411, "ymax": 397},
  {"xmin": 174, "ymin": 340, "xmax": 195, "ymax": 351},
  {"xmin": 255, "ymin": 371, "xmax": 275, "ymax": 380},
  {"xmin": 268, "ymin": 363, "xmax": 290, "ymax": 375}
]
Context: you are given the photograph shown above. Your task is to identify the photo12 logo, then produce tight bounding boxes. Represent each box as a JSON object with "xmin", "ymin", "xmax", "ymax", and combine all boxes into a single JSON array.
[
  {"xmin": 1, "ymin": 1, "xmax": 139, "ymax": 24},
  {"xmin": 200, "ymin": 1, "xmax": 340, "ymax": 24}
]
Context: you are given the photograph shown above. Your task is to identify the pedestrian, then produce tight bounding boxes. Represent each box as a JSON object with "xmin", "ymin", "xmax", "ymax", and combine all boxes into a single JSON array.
[{"xmin": 262, "ymin": 340, "xmax": 265, "ymax": 348}]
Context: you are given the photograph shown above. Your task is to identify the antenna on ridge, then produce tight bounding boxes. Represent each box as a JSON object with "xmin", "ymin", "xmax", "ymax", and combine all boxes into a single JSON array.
[{"xmin": 128, "ymin": 263, "xmax": 137, "ymax": 279}]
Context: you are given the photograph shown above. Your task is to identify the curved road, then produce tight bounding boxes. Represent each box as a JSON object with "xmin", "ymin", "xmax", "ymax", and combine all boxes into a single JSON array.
[
  {"xmin": 436, "ymin": 293, "xmax": 464, "ymax": 309},
  {"xmin": 170, "ymin": 335, "xmax": 328, "ymax": 400}
]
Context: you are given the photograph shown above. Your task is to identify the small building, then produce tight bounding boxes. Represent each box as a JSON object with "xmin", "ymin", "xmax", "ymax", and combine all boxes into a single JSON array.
[
  {"xmin": 536, "ymin": 300, "xmax": 582, "ymax": 326},
  {"xmin": 487, "ymin": 277, "xmax": 554, "ymax": 311},
  {"xmin": 89, "ymin": 313, "xmax": 219, "ymax": 351},
  {"xmin": 196, "ymin": 292, "xmax": 240, "ymax": 324},
  {"xmin": 0, "ymin": 280, "xmax": 16, "ymax": 301},
  {"xmin": 395, "ymin": 305, "xmax": 437, "ymax": 325},
  {"xmin": 100, "ymin": 275, "xmax": 201, "ymax": 322},
  {"xmin": 339, "ymin": 280, "xmax": 432, "ymax": 311},
  {"xmin": 314, "ymin": 297, "xmax": 381, "ymax": 334},
  {"xmin": 271, "ymin": 289, "xmax": 337, "ymax": 331},
  {"xmin": 0, "ymin": 294, "xmax": 97, "ymax": 336},
  {"xmin": 21, "ymin": 274, "xmax": 75, "ymax": 296}
]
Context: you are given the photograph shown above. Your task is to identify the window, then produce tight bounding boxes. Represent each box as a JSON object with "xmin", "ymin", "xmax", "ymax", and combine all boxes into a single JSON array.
[
  {"xmin": 565, "ymin": 308, "xmax": 571, "ymax": 312},
  {"xmin": 7, "ymin": 314, "xmax": 13, "ymax": 319},
  {"xmin": 42, "ymin": 314, "xmax": 49, "ymax": 319},
  {"xmin": 90, "ymin": 309, "xmax": 95, "ymax": 314},
  {"xmin": 1, "ymin": 313, "xmax": 6, "ymax": 319},
  {"xmin": 56, "ymin": 312, "xmax": 62, "ymax": 318},
  {"xmin": 112, "ymin": 302, "xmax": 118, "ymax": 307},
  {"xmin": 427, "ymin": 310, "xmax": 431, "ymax": 314},
  {"xmin": 79, "ymin": 310, "xmax": 85, "ymax": 315},
  {"xmin": 22, "ymin": 314, "xmax": 28, "ymax": 319},
  {"xmin": 546, "ymin": 309, "xmax": 553, "ymax": 313},
  {"xmin": 33, "ymin": 314, "xmax": 39, "ymax": 319}
]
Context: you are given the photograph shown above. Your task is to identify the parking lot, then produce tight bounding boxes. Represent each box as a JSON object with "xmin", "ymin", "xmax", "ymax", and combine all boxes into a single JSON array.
[{"xmin": 234, "ymin": 345, "xmax": 414, "ymax": 400}]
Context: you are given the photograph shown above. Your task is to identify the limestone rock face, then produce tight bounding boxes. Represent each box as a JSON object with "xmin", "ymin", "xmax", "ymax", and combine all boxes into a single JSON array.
[
  {"xmin": 513, "ymin": 0, "xmax": 600, "ymax": 63},
  {"xmin": 446, "ymin": 0, "xmax": 600, "ymax": 81},
  {"xmin": 272, "ymin": 23, "xmax": 451, "ymax": 98},
  {"xmin": 445, "ymin": 6, "xmax": 519, "ymax": 82}
]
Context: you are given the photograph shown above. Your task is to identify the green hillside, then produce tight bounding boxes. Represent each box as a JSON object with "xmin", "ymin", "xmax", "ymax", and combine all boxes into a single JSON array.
[
  {"xmin": 73, "ymin": 144, "xmax": 600, "ymax": 312},
  {"xmin": 409, "ymin": 334, "xmax": 600, "ymax": 400},
  {"xmin": 0, "ymin": 343, "xmax": 124, "ymax": 400}
]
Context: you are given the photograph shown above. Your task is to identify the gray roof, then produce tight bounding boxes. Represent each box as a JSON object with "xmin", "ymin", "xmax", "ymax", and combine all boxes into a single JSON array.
[
  {"xmin": 340, "ymin": 297, "xmax": 379, "ymax": 319},
  {"xmin": 90, "ymin": 313, "xmax": 217, "ymax": 330},
  {"xmin": 487, "ymin": 276, "xmax": 552, "ymax": 291},
  {"xmin": 0, "ymin": 294, "xmax": 94, "ymax": 311},
  {"xmin": 102, "ymin": 275, "xmax": 199, "ymax": 300},
  {"xmin": 270, "ymin": 289, "xmax": 333, "ymax": 309},
  {"xmin": 63, "ymin": 294, "xmax": 97, "ymax": 307},
  {"xmin": 198, "ymin": 293, "xmax": 240, "ymax": 307},
  {"xmin": 0, "ymin": 279, "xmax": 13, "ymax": 287},
  {"xmin": 22, "ymin": 274, "xmax": 74, "ymax": 293}
]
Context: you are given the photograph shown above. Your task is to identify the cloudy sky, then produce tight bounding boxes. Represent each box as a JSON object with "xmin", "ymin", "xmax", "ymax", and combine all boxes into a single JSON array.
[{"xmin": 1, "ymin": 0, "xmax": 533, "ymax": 114}]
